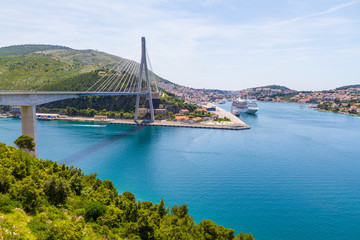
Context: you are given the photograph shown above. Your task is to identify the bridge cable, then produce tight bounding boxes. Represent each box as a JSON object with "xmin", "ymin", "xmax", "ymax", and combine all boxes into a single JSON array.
[
  {"xmin": 118, "ymin": 60, "xmax": 137, "ymax": 92},
  {"xmin": 128, "ymin": 64, "xmax": 140, "ymax": 92},
  {"xmin": 97, "ymin": 60, "xmax": 128, "ymax": 92},
  {"xmin": 125, "ymin": 62, "xmax": 139, "ymax": 92},
  {"xmin": 107, "ymin": 60, "xmax": 131, "ymax": 92},
  {"xmin": 96, "ymin": 59, "xmax": 128, "ymax": 92},
  {"xmin": 124, "ymin": 61, "xmax": 136, "ymax": 92},
  {"xmin": 104, "ymin": 59, "xmax": 133, "ymax": 92},
  {"xmin": 86, "ymin": 59, "xmax": 124, "ymax": 92},
  {"xmin": 146, "ymin": 48, "xmax": 159, "ymax": 92}
]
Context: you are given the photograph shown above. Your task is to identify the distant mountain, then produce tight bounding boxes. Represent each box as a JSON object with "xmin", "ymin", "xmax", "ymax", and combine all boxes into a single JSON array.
[
  {"xmin": 253, "ymin": 85, "xmax": 294, "ymax": 91},
  {"xmin": 0, "ymin": 44, "xmax": 71, "ymax": 56},
  {"xmin": 335, "ymin": 84, "xmax": 360, "ymax": 90}
]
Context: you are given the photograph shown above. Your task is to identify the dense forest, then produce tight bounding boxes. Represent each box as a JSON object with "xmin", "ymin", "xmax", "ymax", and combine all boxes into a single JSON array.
[{"xmin": 0, "ymin": 142, "xmax": 254, "ymax": 239}]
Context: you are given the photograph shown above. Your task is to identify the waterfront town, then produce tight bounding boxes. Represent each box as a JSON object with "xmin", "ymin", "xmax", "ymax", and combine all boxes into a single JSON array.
[
  {"xmin": 249, "ymin": 85, "xmax": 360, "ymax": 115},
  {"xmin": 1, "ymin": 84, "xmax": 360, "ymax": 123},
  {"xmin": 157, "ymin": 80, "xmax": 360, "ymax": 116}
]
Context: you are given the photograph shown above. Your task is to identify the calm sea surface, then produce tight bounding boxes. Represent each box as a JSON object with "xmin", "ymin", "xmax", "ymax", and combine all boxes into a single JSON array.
[{"xmin": 1, "ymin": 102, "xmax": 360, "ymax": 240}]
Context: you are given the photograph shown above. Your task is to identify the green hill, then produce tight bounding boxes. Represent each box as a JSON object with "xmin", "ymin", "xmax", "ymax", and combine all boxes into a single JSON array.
[
  {"xmin": 0, "ymin": 44, "xmax": 167, "ymax": 91},
  {"xmin": 37, "ymin": 49, "xmax": 123, "ymax": 68},
  {"xmin": 0, "ymin": 44, "xmax": 195, "ymax": 119},
  {"xmin": 0, "ymin": 44, "xmax": 71, "ymax": 56},
  {"xmin": 0, "ymin": 142, "xmax": 253, "ymax": 240},
  {"xmin": 0, "ymin": 54, "xmax": 97, "ymax": 90}
]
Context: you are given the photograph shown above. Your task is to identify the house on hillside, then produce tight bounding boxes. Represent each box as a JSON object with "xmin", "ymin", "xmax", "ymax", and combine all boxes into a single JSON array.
[
  {"xmin": 180, "ymin": 109, "xmax": 189, "ymax": 114},
  {"xmin": 175, "ymin": 116, "xmax": 189, "ymax": 122},
  {"xmin": 192, "ymin": 117, "xmax": 202, "ymax": 122}
]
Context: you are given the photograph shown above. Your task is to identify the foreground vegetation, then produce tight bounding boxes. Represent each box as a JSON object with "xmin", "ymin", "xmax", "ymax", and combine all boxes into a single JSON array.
[{"xmin": 0, "ymin": 142, "xmax": 254, "ymax": 239}]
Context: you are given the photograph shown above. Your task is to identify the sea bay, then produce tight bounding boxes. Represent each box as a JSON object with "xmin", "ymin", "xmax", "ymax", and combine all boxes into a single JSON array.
[{"xmin": 1, "ymin": 102, "xmax": 360, "ymax": 240}]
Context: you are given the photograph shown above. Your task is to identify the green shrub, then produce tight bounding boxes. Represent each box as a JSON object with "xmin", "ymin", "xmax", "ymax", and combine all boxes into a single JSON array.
[
  {"xmin": 27, "ymin": 219, "xmax": 48, "ymax": 233},
  {"xmin": 43, "ymin": 175, "xmax": 70, "ymax": 205},
  {"xmin": 0, "ymin": 169, "xmax": 13, "ymax": 193},
  {"xmin": 0, "ymin": 195, "xmax": 21, "ymax": 213},
  {"xmin": 85, "ymin": 202, "xmax": 106, "ymax": 222},
  {"xmin": 75, "ymin": 208, "xmax": 85, "ymax": 216}
]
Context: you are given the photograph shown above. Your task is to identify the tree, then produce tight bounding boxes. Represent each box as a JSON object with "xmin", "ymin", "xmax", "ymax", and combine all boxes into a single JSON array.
[
  {"xmin": 171, "ymin": 204, "xmax": 188, "ymax": 219},
  {"xmin": 157, "ymin": 198, "xmax": 166, "ymax": 218},
  {"xmin": 235, "ymin": 232, "xmax": 255, "ymax": 240},
  {"xmin": 14, "ymin": 135, "xmax": 35, "ymax": 152},
  {"xmin": 84, "ymin": 202, "xmax": 107, "ymax": 222},
  {"xmin": 70, "ymin": 173, "xmax": 83, "ymax": 196},
  {"xmin": 15, "ymin": 177, "xmax": 42, "ymax": 214},
  {"xmin": 198, "ymin": 219, "xmax": 235, "ymax": 240},
  {"xmin": 43, "ymin": 175, "xmax": 70, "ymax": 205},
  {"xmin": 123, "ymin": 191, "xmax": 136, "ymax": 202},
  {"xmin": 0, "ymin": 168, "xmax": 13, "ymax": 193}
]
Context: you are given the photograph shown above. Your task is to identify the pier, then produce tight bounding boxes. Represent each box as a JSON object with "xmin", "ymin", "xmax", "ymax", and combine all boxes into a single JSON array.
[{"xmin": 110, "ymin": 119, "xmax": 250, "ymax": 130}]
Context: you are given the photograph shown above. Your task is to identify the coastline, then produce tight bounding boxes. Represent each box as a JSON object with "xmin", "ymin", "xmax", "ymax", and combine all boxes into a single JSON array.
[
  {"xmin": 258, "ymin": 100, "xmax": 360, "ymax": 117},
  {"xmin": 0, "ymin": 102, "xmax": 249, "ymax": 130},
  {"xmin": 54, "ymin": 116, "xmax": 250, "ymax": 130},
  {"xmin": 111, "ymin": 119, "xmax": 250, "ymax": 130},
  {"xmin": 27, "ymin": 104, "xmax": 251, "ymax": 130}
]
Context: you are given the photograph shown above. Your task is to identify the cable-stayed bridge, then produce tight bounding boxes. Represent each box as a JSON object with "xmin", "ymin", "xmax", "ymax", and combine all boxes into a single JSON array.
[{"xmin": 0, "ymin": 37, "xmax": 160, "ymax": 156}]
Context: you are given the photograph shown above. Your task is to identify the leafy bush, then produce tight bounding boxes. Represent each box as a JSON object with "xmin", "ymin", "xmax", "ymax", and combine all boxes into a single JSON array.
[
  {"xmin": 43, "ymin": 175, "xmax": 70, "ymax": 205},
  {"xmin": 0, "ymin": 195, "xmax": 20, "ymax": 213},
  {"xmin": 85, "ymin": 202, "xmax": 107, "ymax": 222},
  {"xmin": 0, "ymin": 168, "xmax": 13, "ymax": 193},
  {"xmin": 27, "ymin": 219, "xmax": 48, "ymax": 233},
  {"xmin": 74, "ymin": 208, "xmax": 85, "ymax": 216}
]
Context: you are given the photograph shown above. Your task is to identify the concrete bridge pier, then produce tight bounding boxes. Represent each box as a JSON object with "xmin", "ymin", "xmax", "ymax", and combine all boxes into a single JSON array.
[{"xmin": 20, "ymin": 106, "xmax": 37, "ymax": 156}]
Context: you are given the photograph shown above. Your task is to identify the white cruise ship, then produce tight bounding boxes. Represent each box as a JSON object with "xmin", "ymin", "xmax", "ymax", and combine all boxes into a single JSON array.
[{"xmin": 231, "ymin": 97, "xmax": 259, "ymax": 116}]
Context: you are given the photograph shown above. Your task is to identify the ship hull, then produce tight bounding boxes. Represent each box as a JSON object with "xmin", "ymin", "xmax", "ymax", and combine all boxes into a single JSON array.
[
  {"xmin": 232, "ymin": 106, "xmax": 258, "ymax": 114},
  {"xmin": 231, "ymin": 98, "xmax": 259, "ymax": 115}
]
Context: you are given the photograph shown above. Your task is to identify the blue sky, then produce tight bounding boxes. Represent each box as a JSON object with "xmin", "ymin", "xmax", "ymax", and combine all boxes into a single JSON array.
[{"xmin": 0, "ymin": 0, "xmax": 359, "ymax": 91}]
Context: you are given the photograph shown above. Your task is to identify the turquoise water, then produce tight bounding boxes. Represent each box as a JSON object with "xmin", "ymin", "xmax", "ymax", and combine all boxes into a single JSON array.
[{"xmin": 1, "ymin": 102, "xmax": 360, "ymax": 240}]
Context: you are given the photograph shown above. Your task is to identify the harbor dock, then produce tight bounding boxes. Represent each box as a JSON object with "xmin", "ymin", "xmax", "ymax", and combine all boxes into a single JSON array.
[
  {"xmin": 110, "ymin": 104, "xmax": 250, "ymax": 130},
  {"xmin": 110, "ymin": 119, "xmax": 249, "ymax": 130}
]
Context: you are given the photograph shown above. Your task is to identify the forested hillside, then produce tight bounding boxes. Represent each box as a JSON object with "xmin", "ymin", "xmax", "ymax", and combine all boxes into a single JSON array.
[
  {"xmin": 0, "ymin": 142, "xmax": 254, "ymax": 240},
  {"xmin": 0, "ymin": 44, "xmax": 166, "ymax": 91},
  {"xmin": 0, "ymin": 44, "xmax": 196, "ymax": 118},
  {"xmin": 0, "ymin": 55, "xmax": 97, "ymax": 90}
]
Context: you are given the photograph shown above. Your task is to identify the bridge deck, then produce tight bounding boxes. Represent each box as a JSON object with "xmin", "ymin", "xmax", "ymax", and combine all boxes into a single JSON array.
[
  {"xmin": 0, "ymin": 91, "xmax": 160, "ymax": 106},
  {"xmin": 0, "ymin": 91, "xmax": 159, "ymax": 96}
]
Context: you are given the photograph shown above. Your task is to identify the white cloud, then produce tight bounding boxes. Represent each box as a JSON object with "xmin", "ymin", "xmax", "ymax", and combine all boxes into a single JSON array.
[
  {"xmin": 279, "ymin": 0, "xmax": 360, "ymax": 24},
  {"xmin": 0, "ymin": 0, "xmax": 359, "ymax": 90}
]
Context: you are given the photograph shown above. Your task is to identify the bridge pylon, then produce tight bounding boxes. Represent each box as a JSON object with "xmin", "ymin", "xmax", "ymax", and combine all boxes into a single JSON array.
[{"xmin": 134, "ymin": 37, "xmax": 155, "ymax": 123}]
